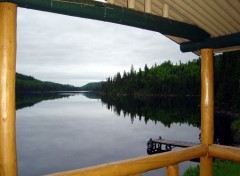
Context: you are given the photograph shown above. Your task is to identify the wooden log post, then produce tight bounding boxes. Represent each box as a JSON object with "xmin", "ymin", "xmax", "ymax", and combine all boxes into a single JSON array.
[
  {"xmin": 200, "ymin": 49, "xmax": 214, "ymax": 176},
  {"xmin": 166, "ymin": 164, "xmax": 179, "ymax": 176},
  {"xmin": 0, "ymin": 2, "xmax": 18, "ymax": 176}
]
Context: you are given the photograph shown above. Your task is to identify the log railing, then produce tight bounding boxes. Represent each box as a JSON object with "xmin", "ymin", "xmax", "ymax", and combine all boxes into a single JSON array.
[
  {"xmin": 46, "ymin": 144, "xmax": 240, "ymax": 176},
  {"xmin": 209, "ymin": 144, "xmax": 240, "ymax": 162},
  {"xmin": 47, "ymin": 145, "xmax": 207, "ymax": 176}
]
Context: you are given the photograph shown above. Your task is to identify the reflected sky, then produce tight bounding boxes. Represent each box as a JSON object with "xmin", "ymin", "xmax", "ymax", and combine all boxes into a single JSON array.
[{"xmin": 16, "ymin": 93, "xmax": 200, "ymax": 176}]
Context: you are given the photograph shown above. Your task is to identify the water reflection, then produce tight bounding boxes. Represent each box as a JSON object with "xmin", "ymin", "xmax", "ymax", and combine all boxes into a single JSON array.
[
  {"xmin": 16, "ymin": 92, "xmax": 72, "ymax": 110},
  {"xmin": 100, "ymin": 94, "xmax": 235, "ymax": 146},
  {"xmin": 16, "ymin": 92, "xmax": 235, "ymax": 176},
  {"xmin": 101, "ymin": 95, "xmax": 201, "ymax": 127},
  {"xmin": 16, "ymin": 92, "xmax": 235, "ymax": 146},
  {"xmin": 16, "ymin": 92, "xmax": 200, "ymax": 176},
  {"xmin": 81, "ymin": 91, "xmax": 101, "ymax": 99}
]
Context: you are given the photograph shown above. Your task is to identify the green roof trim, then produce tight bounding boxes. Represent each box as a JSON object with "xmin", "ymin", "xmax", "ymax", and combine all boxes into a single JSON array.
[
  {"xmin": 3, "ymin": 0, "xmax": 210, "ymax": 41},
  {"xmin": 180, "ymin": 32, "xmax": 240, "ymax": 52}
]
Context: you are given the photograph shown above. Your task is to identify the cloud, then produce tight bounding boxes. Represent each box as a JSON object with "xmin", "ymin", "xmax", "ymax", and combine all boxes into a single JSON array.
[{"xmin": 16, "ymin": 7, "xmax": 197, "ymax": 86}]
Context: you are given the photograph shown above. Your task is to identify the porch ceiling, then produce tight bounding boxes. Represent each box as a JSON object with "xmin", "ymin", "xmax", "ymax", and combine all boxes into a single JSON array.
[{"xmin": 106, "ymin": 0, "xmax": 240, "ymax": 53}]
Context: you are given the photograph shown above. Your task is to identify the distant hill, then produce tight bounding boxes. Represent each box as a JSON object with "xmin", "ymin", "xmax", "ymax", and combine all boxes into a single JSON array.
[
  {"xmin": 80, "ymin": 82, "xmax": 102, "ymax": 91},
  {"xmin": 16, "ymin": 73, "xmax": 81, "ymax": 92}
]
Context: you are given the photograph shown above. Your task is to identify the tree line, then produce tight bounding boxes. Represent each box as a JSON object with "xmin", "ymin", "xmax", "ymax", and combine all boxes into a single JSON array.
[
  {"xmin": 101, "ymin": 51, "xmax": 240, "ymax": 113},
  {"xmin": 101, "ymin": 60, "xmax": 200, "ymax": 96}
]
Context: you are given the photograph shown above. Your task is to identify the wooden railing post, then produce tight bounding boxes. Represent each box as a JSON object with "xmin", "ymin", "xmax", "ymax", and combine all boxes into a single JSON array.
[
  {"xmin": 166, "ymin": 164, "xmax": 179, "ymax": 176},
  {"xmin": 0, "ymin": 2, "xmax": 18, "ymax": 176},
  {"xmin": 200, "ymin": 48, "xmax": 214, "ymax": 176}
]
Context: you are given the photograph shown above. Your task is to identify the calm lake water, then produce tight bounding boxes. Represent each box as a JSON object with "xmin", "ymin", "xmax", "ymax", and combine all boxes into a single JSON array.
[{"xmin": 16, "ymin": 92, "xmax": 208, "ymax": 175}]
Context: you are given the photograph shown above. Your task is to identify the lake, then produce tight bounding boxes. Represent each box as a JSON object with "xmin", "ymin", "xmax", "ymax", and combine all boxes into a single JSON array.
[{"xmin": 16, "ymin": 92, "xmax": 232, "ymax": 176}]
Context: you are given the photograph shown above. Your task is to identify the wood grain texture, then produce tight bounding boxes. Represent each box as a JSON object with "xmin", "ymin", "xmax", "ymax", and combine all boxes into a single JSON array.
[
  {"xmin": 200, "ymin": 48, "xmax": 214, "ymax": 176},
  {"xmin": 209, "ymin": 144, "xmax": 240, "ymax": 162},
  {"xmin": 201, "ymin": 48, "xmax": 214, "ymax": 146},
  {"xmin": 0, "ymin": 2, "xmax": 18, "ymax": 176},
  {"xmin": 167, "ymin": 164, "xmax": 179, "ymax": 176}
]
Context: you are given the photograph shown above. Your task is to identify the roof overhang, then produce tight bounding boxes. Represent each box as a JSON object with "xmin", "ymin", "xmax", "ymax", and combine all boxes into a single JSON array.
[{"xmin": 2, "ymin": 0, "xmax": 240, "ymax": 53}]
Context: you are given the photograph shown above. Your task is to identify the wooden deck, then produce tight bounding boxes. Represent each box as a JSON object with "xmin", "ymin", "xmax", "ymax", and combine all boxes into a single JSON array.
[
  {"xmin": 147, "ymin": 137, "xmax": 199, "ymax": 155},
  {"xmin": 152, "ymin": 138, "xmax": 198, "ymax": 147}
]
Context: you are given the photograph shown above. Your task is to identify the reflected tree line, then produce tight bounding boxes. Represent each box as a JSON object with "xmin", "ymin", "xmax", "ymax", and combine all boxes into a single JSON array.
[
  {"xmin": 99, "ymin": 51, "xmax": 240, "ymax": 145},
  {"xmin": 16, "ymin": 92, "xmax": 201, "ymax": 128},
  {"xmin": 100, "ymin": 94, "xmax": 235, "ymax": 145},
  {"xmin": 16, "ymin": 92, "xmax": 236, "ymax": 145},
  {"xmin": 16, "ymin": 93, "xmax": 72, "ymax": 110},
  {"xmin": 101, "ymin": 95, "xmax": 201, "ymax": 127},
  {"xmin": 16, "ymin": 92, "xmax": 95, "ymax": 110}
]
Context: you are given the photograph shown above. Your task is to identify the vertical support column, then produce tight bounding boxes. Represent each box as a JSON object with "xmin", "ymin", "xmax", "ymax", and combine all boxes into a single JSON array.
[
  {"xmin": 0, "ymin": 2, "xmax": 18, "ymax": 176},
  {"xmin": 144, "ymin": 0, "xmax": 152, "ymax": 13},
  {"xmin": 166, "ymin": 164, "xmax": 179, "ymax": 176},
  {"xmin": 200, "ymin": 49, "xmax": 214, "ymax": 176}
]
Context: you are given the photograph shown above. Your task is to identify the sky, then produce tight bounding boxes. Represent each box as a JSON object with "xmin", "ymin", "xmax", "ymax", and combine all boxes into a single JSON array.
[{"xmin": 16, "ymin": 5, "xmax": 198, "ymax": 87}]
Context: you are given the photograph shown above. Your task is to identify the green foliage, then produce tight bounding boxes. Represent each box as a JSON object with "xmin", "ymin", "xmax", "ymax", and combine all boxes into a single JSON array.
[
  {"xmin": 101, "ymin": 51, "xmax": 240, "ymax": 113},
  {"xmin": 80, "ymin": 82, "xmax": 102, "ymax": 91},
  {"xmin": 214, "ymin": 51, "xmax": 240, "ymax": 113},
  {"xmin": 213, "ymin": 159, "xmax": 240, "ymax": 176},
  {"xmin": 183, "ymin": 166, "xmax": 199, "ymax": 176},
  {"xmin": 232, "ymin": 118, "xmax": 240, "ymax": 136},
  {"xmin": 183, "ymin": 159, "xmax": 240, "ymax": 176},
  {"xmin": 16, "ymin": 73, "xmax": 80, "ymax": 92},
  {"xmin": 231, "ymin": 117, "xmax": 240, "ymax": 143},
  {"xmin": 101, "ymin": 59, "xmax": 201, "ymax": 96}
]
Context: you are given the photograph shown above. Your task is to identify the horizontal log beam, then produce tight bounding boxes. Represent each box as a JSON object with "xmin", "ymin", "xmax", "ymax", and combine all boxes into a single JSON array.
[
  {"xmin": 208, "ymin": 144, "xmax": 240, "ymax": 162},
  {"xmin": 180, "ymin": 32, "xmax": 240, "ymax": 52},
  {"xmin": 2, "ymin": 0, "xmax": 210, "ymax": 41},
  {"xmin": 47, "ymin": 145, "xmax": 207, "ymax": 176}
]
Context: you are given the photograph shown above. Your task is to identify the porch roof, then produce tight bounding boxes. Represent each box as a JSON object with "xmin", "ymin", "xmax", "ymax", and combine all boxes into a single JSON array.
[
  {"xmin": 4, "ymin": 0, "xmax": 240, "ymax": 53},
  {"xmin": 107, "ymin": 0, "xmax": 240, "ymax": 53}
]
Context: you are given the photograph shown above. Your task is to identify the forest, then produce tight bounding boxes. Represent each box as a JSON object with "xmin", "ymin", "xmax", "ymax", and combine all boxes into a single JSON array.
[
  {"xmin": 16, "ymin": 73, "xmax": 81, "ymax": 92},
  {"xmin": 101, "ymin": 51, "xmax": 240, "ymax": 113}
]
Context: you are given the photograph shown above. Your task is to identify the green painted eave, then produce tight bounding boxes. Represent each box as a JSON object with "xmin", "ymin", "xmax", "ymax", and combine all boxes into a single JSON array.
[
  {"xmin": 2, "ymin": 0, "xmax": 210, "ymax": 41},
  {"xmin": 180, "ymin": 32, "xmax": 240, "ymax": 52}
]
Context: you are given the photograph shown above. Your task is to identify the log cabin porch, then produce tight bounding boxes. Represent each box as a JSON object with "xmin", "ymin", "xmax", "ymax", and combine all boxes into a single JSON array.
[{"xmin": 0, "ymin": 0, "xmax": 240, "ymax": 175}]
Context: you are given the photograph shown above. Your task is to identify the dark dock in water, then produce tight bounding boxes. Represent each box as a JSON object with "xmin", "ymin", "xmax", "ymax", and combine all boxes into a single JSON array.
[{"xmin": 147, "ymin": 136, "xmax": 199, "ymax": 155}]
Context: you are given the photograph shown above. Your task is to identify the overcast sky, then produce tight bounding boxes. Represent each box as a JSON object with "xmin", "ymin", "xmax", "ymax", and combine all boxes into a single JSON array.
[{"xmin": 16, "ymin": 6, "xmax": 198, "ymax": 87}]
